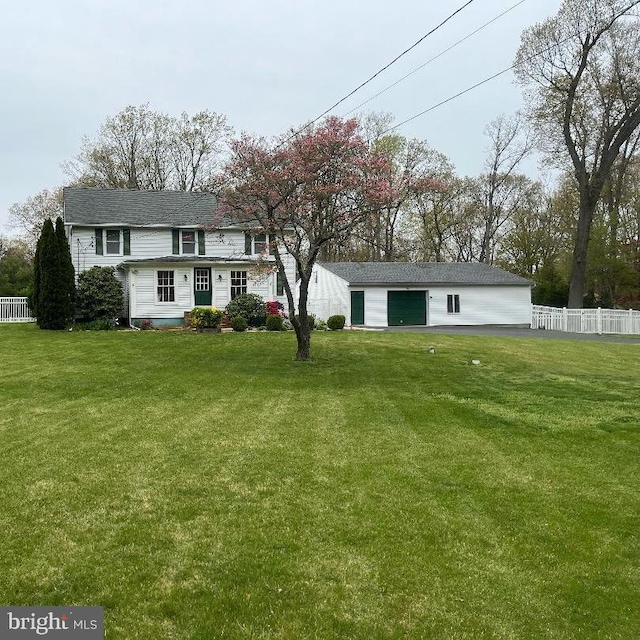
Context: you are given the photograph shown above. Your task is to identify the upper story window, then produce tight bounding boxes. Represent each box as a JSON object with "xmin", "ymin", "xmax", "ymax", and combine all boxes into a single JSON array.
[
  {"xmin": 106, "ymin": 230, "xmax": 121, "ymax": 254},
  {"xmin": 182, "ymin": 231, "xmax": 196, "ymax": 254},
  {"xmin": 244, "ymin": 232, "xmax": 273, "ymax": 256},
  {"xmin": 172, "ymin": 229, "xmax": 205, "ymax": 255},
  {"xmin": 95, "ymin": 228, "xmax": 130, "ymax": 256}
]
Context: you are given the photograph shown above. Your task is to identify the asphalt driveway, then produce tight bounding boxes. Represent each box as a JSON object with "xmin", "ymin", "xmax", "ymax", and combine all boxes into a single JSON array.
[{"xmin": 382, "ymin": 325, "xmax": 640, "ymax": 344}]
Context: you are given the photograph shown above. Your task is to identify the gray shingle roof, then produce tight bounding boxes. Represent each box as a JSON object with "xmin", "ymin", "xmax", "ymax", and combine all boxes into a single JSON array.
[
  {"xmin": 320, "ymin": 262, "xmax": 532, "ymax": 286},
  {"xmin": 63, "ymin": 187, "xmax": 239, "ymax": 227}
]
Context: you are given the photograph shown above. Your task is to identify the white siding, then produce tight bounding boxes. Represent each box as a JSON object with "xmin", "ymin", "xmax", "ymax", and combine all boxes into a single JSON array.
[
  {"xmin": 305, "ymin": 264, "xmax": 350, "ymax": 320},
  {"xmin": 129, "ymin": 261, "xmax": 296, "ymax": 321},
  {"xmin": 69, "ymin": 226, "xmax": 255, "ymax": 275},
  {"xmin": 428, "ymin": 285, "xmax": 531, "ymax": 326},
  {"xmin": 306, "ymin": 266, "xmax": 531, "ymax": 328},
  {"xmin": 69, "ymin": 224, "xmax": 297, "ymax": 321},
  {"xmin": 361, "ymin": 287, "xmax": 393, "ymax": 327},
  {"xmin": 130, "ymin": 266, "xmax": 192, "ymax": 319},
  {"xmin": 362, "ymin": 285, "xmax": 531, "ymax": 327},
  {"xmin": 358, "ymin": 285, "xmax": 530, "ymax": 327}
]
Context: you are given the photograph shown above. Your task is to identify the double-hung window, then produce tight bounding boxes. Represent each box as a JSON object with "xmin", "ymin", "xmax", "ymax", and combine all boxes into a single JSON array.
[
  {"xmin": 244, "ymin": 232, "xmax": 272, "ymax": 255},
  {"xmin": 106, "ymin": 230, "xmax": 121, "ymax": 254},
  {"xmin": 182, "ymin": 231, "xmax": 196, "ymax": 254},
  {"xmin": 172, "ymin": 229, "xmax": 205, "ymax": 255},
  {"xmin": 95, "ymin": 228, "xmax": 130, "ymax": 256},
  {"xmin": 230, "ymin": 271, "xmax": 247, "ymax": 299},
  {"xmin": 447, "ymin": 294, "xmax": 460, "ymax": 314},
  {"xmin": 253, "ymin": 234, "xmax": 268, "ymax": 254},
  {"xmin": 157, "ymin": 270, "xmax": 175, "ymax": 303}
]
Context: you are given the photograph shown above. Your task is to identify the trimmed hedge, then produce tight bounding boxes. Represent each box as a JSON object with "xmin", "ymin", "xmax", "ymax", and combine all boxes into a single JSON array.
[
  {"xmin": 266, "ymin": 314, "xmax": 284, "ymax": 331},
  {"xmin": 231, "ymin": 316, "xmax": 248, "ymax": 332}
]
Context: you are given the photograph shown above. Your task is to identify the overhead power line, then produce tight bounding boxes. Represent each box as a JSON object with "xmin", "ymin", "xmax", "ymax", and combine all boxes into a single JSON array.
[
  {"xmin": 281, "ymin": 0, "xmax": 477, "ymax": 145},
  {"xmin": 344, "ymin": 0, "xmax": 528, "ymax": 117},
  {"xmin": 378, "ymin": 28, "xmax": 585, "ymax": 136}
]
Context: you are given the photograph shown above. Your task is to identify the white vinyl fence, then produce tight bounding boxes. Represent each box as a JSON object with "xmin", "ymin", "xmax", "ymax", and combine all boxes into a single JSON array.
[
  {"xmin": 0, "ymin": 297, "xmax": 34, "ymax": 323},
  {"xmin": 532, "ymin": 305, "xmax": 640, "ymax": 335}
]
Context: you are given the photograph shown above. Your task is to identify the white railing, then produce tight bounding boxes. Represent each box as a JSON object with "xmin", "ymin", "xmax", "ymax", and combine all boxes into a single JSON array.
[
  {"xmin": 0, "ymin": 297, "xmax": 34, "ymax": 323},
  {"xmin": 532, "ymin": 305, "xmax": 640, "ymax": 335}
]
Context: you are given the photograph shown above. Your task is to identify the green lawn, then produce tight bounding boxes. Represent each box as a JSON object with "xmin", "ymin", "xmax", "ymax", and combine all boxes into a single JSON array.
[{"xmin": 0, "ymin": 324, "xmax": 638, "ymax": 639}]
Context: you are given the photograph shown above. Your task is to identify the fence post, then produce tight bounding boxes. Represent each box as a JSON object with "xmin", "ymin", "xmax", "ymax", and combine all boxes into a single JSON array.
[
  {"xmin": 562, "ymin": 307, "xmax": 567, "ymax": 332},
  {"xmin": 597, "ymin": 307, "xmax": 602, "ymax": 334}
]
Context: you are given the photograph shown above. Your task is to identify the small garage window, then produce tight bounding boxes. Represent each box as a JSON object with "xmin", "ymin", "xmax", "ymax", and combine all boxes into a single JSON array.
[{"xmin": 447, "ymin": 294, "xmax": 460, "ymax": 314}]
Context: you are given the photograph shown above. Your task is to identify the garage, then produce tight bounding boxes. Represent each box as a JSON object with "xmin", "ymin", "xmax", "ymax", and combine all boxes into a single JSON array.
[
  {"xmin": 387, "ymin": 290, "xmax": 427, "ymax": 326},
  {"xmin": 306, "ymin": 262, "xmax": 533, "ymax": 328}
]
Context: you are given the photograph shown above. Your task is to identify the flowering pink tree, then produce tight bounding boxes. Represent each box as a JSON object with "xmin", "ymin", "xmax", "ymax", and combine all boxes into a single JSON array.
[{"xmin": 221, "ymin": 117, "xmax": 388, "ymax": 361}]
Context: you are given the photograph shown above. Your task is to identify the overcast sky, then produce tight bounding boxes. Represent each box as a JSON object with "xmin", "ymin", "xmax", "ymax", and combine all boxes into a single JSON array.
[{"xmin": 0, "ymin": 0, "xmax": 561, "ymax": 236}]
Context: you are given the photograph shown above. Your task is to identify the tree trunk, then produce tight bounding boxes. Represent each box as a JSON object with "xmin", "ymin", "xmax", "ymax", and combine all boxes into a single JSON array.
[
  {"xmin": 295, "ymin": 275, "xmax": 312, "ymax": 361},
  {"xmin": 295, "ymin": 328, "xmax": 311, "ymax": 361},
  {"xmin": 568, "ymin": 195, "xmax": 597, "ymax": 308}
]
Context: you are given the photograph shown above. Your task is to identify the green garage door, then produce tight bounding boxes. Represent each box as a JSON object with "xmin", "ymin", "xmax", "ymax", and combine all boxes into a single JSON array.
[{"xmin": 387, "ymin": 291, "xmax": 426, "ymax": 326}]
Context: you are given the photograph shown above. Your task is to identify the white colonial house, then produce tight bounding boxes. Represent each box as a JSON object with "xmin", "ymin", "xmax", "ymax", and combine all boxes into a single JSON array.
[
  {"xmin": 306, "ymin": 262, "xmax": 533, "ymax": 328},
  {"xmin": 63, "ymin": 187, "xmax": 295, "ymax": 326}
]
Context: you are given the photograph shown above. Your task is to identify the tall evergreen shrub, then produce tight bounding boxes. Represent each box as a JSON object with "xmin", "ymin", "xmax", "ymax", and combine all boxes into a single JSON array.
[
  {"xmin": 56, "ymin": 217, "xmax": 76, "ymax": 312},
  {"xmin": 33, "ymin": 217, "xmax": 75, "ymax": 329}
]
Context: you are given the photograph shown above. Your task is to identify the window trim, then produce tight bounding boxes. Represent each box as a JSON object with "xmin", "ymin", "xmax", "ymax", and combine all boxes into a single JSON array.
[
  {"xmin": 447, "ymin": 294, "xmax": 460, "ymax": 314},
  {"xmin": 181, "ymin": 230, "xmax": 196, "ymax": 255},
  {"xmin": 172, "ymin": 228, "xmax": 205, "ymax": 255},
  {"xmin": 230, "ymin": 270, "xmax": 247, "ymax": 300},
  {"xmin": 105, "ymin": 229, "xmax": 121, "ymax": 256},
  {"xmin": 157, "ymin": 270, "xmax": 176, "ymax": 304},
  {"xmin": 194, "ymin": 268, "xmax": 210, "ymax": 292},
  {"xmin": 245, "ymin": 232, "xmax": 273, "ymax": 256}
]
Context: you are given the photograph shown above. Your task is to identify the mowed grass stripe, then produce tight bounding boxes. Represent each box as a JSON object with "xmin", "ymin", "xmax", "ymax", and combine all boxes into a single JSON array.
[{"xmin": 0, "ymin": 324, "xmax": 638, "ymax": 639}]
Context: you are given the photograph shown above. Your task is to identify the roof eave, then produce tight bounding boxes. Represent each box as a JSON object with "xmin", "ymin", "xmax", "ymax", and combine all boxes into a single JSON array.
[{"xmin": 346, "ymin": 281, "xmax": 532, "ymax": 287}]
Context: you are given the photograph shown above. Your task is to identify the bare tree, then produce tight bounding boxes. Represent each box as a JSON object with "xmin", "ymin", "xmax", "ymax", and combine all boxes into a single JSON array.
[
  {"xmin": 171, "ymin": 111, "xmax": 232, "ymax": 191},
  {"xmin": 8, "ymin": 188, "xmax": 63, "ymax": 253},
  {"xmin": 65, "ymin": 105, "xmax": 232, "ymax": 191},
  {"xmin": 406, "ymin": 159, "xmax": 461, "ymax": 262},
  {"xmin": 515, "ymin": 0, "xmax": 640, "ymax": 307},
  {"xmin": 474, "ymin": 114, "xmax": 533, "ymax": 263}
]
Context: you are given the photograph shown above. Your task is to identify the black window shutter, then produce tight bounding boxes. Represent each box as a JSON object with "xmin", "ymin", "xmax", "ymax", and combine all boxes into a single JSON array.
[
  {"xmin": 197, "ymin": 230, "xmax": 205, "ymax": 255},
  {"xmin": 123, "ymin": 229, "xmax": 131, "ymax": 255},
  {"xmin": 172, "ymin": 229, "xmax": 180, "ymax": 255},
  {"xmin": 276, "ymin": 271, "xmax": 284, "ymax": 296},
  {"xmin": 95, "ymin": 229, "xmax": 103, "ymax": 255},
  {"xmin": 269, "ymin": 235, "xmax": 275, "ymax": 255},
  {"xmin": 244, "ymin": 232, "xmax": 252, "ymax": 255}
]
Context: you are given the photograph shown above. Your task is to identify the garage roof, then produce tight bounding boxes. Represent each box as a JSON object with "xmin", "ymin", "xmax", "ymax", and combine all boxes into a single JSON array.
[{"xmin": 320, "ymin": 262, "xmax": 532, "ymax": 287}]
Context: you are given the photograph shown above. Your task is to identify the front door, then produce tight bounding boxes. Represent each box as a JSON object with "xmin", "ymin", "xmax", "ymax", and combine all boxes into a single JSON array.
[
  {"xmin": 351, "ymin": 291, "xmax": 364, "ymax": 325},
  {"xmin": 194, "ymin": 268, "xmax": 212, "ymax": 305}
]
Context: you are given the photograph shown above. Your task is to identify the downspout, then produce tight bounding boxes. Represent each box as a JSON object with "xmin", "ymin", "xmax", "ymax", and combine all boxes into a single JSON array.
[
  {"xmin": 121, "ymin": 263, "xmax": 140, "ymax": 330},
  {"xmin": 128, "ymin": 269, "xmax": 140, "ymax": 330}
]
